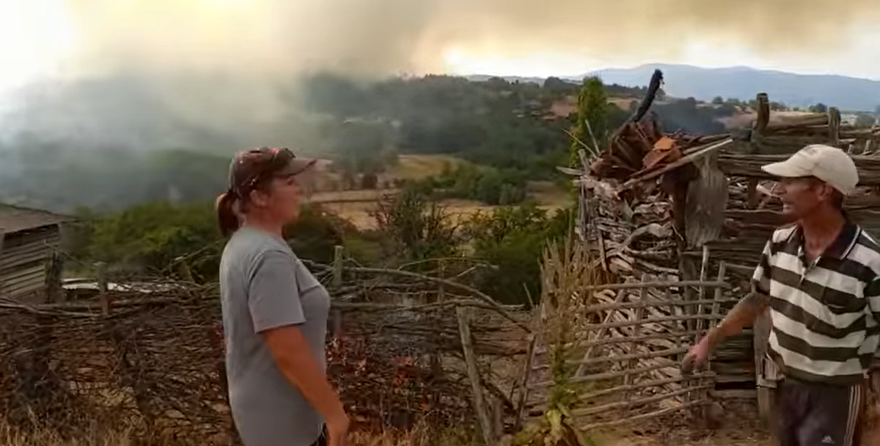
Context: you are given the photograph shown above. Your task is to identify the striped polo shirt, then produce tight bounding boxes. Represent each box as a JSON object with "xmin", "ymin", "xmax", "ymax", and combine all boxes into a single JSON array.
[{"xmin": 752, "ymin": 221, "xmax": 880, "ymax": 385}]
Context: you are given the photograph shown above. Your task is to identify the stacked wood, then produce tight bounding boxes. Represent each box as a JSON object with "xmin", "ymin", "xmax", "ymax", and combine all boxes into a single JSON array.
[
  {"xmin": 588, "ymin": 117, "xmax": 730, "ymax": 187},
  {"xmin": 565, "ymin": 79, "xmax": 880, "ymax": 431},
  {"xmin": 718, "ymin": 154, "xmax": 880, "ymax": 184}
]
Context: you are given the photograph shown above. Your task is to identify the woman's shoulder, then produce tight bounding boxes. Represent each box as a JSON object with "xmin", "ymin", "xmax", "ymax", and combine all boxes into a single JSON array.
[{"xmin": 225, "ymin": 228, "xmax": 294, "ymax": 265}]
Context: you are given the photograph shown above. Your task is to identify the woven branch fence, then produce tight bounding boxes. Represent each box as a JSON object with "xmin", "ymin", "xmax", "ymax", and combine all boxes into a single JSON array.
[
  {"xmin": 0, "ymin": 250, "xmax": 531, "ymax": 445},
  {"xmin": 516, "ymin": 240, "xmax": 742, "ymax": 432}
]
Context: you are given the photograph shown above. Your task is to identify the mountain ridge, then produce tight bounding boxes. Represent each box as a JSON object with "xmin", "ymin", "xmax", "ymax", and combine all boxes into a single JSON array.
[{"xmin": 468, "ymin": 64, "xmax": 880, "ymax": 112}]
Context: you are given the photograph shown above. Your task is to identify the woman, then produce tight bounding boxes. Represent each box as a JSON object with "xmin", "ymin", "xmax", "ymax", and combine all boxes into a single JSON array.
[{"xmin": 216, "ymin": 147, "xmax": 349, "ymax": 446}]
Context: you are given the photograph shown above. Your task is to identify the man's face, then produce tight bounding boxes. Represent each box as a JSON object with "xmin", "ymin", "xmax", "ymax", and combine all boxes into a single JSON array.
[{"xmin": 774, "ymin": 177, "xmax": 831, "ymax": 219}]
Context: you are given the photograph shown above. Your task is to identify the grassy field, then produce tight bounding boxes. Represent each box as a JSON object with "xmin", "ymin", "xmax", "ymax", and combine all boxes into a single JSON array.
[
  {"xmin": 389, "ymin": 154, "xmax": 469, "ymax": 181},
  {"xmin": 307, "ymin": 154, "xmax": 572, "ymax": 230}
]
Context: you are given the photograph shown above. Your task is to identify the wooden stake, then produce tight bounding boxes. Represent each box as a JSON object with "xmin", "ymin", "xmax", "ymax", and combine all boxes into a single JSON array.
[
  {"xmin": 332, "ymin": 245, "xmax": 344, "ymax": 288},
  {"xmin": 829, "ymin": 107, "xmax": 841, "ymax": 147},
  {"xmin": 513, "ymin": 332, "xmax": 538, "ymax": 431},
  {"xmin": 95, "ymin": 261, "xmax": 109, "ymax": 316},
  {"xmin": 575, "ymin": 289, "xmax": 627, "ymax": 377},
  {"xmin": 0, "ymin": 230, "xmax": 5, "ymax": 297},
  {"xmin": 623, "ymin": 274, "xmax": 647, "ymax": 396},
  {"xmin": 457, "ymin": 306, "xmax": 494, "ymax": 446},
  {"xmin": 175, "ymin": 256, "xmax": 195, "ymax": 283},
  {"xmin": 331, "ymin": 246, "xmax": 344, "ymax": 338},
  {"xmin": 44, "ymin": 253, "xmax": 64, "ymax": 304}
]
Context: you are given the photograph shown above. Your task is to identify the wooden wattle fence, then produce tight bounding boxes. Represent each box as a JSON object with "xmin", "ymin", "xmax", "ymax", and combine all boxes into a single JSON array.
[
  {"xmin": 515, "ymin": 258, "xmax": 738, "ymax": 431},
  {"xmin": 0, "ymin": 247, "xmax": 531, "ymax": 445}
]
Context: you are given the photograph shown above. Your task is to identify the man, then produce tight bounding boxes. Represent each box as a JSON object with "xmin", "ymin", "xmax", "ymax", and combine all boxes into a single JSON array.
[{"xmin": 682, "ymin": 144, "xmax": 880, "ymax": 446}]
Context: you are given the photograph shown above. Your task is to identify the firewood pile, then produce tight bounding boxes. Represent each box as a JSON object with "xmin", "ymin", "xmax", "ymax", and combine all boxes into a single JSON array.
[{"xmin": 561, "ymin": 77, "xmax": 880, "ymax": 430}]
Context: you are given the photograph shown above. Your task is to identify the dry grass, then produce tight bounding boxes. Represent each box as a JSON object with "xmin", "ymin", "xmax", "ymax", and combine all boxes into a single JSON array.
[
  {"xmin": 311, "ymin": 184, "xmax": 572, "ymax": 231},
  {"xmin": 0, "ymin": 424, "xmax": 479, "ymax": 446},
  {"xmin": 0, "ymin": 424, "xmax": 134, "ymax": 446}
]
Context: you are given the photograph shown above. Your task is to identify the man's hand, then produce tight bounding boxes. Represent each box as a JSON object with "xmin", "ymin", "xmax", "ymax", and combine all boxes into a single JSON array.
[
  {"xmin": 681, "ymin": 337, "xmax": 711, "ymax": 375},
  {"xmin": 681, "ymin": 290, "xmax": 770, "ymax": 376},
  {"xmin": 326, "ymin": 411, "xmax": 350, "ymax": 446}
]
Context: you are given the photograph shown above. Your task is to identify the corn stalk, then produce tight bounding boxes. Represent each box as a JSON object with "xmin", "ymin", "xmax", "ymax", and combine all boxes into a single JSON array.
[{"xmin": 508, "ymin": 235, "xmax": 601, "ymax": 446}]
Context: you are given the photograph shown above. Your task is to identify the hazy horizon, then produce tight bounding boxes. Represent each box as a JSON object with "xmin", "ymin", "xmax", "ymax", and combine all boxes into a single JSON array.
[{"xmin": 2, "ymin": 0, "xmax": 880, "ymax": 94}]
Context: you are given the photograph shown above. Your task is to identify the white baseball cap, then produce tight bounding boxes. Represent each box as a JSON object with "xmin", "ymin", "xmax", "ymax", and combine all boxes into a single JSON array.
[{"xmin": 761, "ymin": 144, "xmax": 859, "ymax": 195}]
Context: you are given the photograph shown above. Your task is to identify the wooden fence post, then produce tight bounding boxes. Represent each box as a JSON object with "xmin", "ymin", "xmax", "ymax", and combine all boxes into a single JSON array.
[
  {"xmin": 0, "ymin": 230, "xmax": 5, "ymax": 296},
  {"xmin": 175, "ymin": 256, "xmax": 195, "ymax": 283},
  {"xmin": 430, "ymin": 260, "xmax": 446, "ymax": 377},
  {"xmin": 457, "ymin": 306, "xmax": 494, "ymax": 445},
  {"xmin": 747, "ymin": 93, "xmax": 770, "ymax": 209},
  {"xmin": 623, "ymin": 274, "xmax": 648, "ymax": 398},
  {"xmin": 44, "ymin": 252, "xmax": 64, "ymax": 303},
  {"xmin": 829, "ymin": 107, "xmax": 841, "ymax": 147},
  {"xmin": 331, "ymin": 246, "xmax": 344, "ymax": 338},
  {"xmin": 755, "ymin": 308, "xmax": 777, "ymax": 428},
  {"xmin": 95, "ymin": 261, "xmax": 110, "ymax": 315}
]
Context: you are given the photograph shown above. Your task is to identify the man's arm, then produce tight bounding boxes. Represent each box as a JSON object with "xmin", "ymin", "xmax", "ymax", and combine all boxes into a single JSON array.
[
  {"xmin": 682, "ymin": 240, "xmax": 773, "ymax": 374},
  {"xmin": 704, "ymin": 290, "xmax": 769, "ymax": 351},
  {"xmin": 865, "ymin": 276, "xmax": 880, "ymax": 372},
  {"xmin": 705, "ymin": 237, "xmax": 774, "ymax": 350}
]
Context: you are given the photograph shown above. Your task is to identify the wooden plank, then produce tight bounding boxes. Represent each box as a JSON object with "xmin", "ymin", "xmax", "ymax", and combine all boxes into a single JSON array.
[
  {"xmin": 457, "ymin": 307, "xmax": 494, "ymax": 446},
  {"xmin": 584, "ymin": 297, "xmax": 738, "ymax": 314},
  {"xmin": 829, "ymin": 107, "xmax": 841, "ymax": 146},
  {"xmin": 512, "ymin": 333, "xmax": 538, "ymax": 431},
  {"xmin": 757, "ymin": 388, "xmax": 776, "ymax": 430},
  {"xmin": 623, "ymin": 274, "xmax": 648, "ymax": 394},
  {"xmin": 710, "ymin": 389, "xmax": 757, "ymax": 400},
  {"xmin": 96, "ymin": 261, "xmax": 109, "ymax": 316},
  {"xmin": 617, "ymin": 139, "xmax": 734, "ymax": 192},
  {"xmin": 718, "ymin": 154, "xmax": 880, "ymax": 184},
  {"xmin": 583, "ymin": 280, "xmax": 728, "ymax": 292},
  {"xmin": 574, "ymin": 289, "xmax": 626, "ymax": 377},
  {"xmin": 571, "ymin": 385, "xmax": 712, "ymax": 418},
  {"xmin": 577, "ymin": 400, "xmax": 710, "ymax": 431}
]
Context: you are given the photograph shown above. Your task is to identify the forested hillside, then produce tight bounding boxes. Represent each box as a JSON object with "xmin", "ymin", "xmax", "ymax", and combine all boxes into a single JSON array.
[{"xmin": 0, "ymin": 73, "xmax": 741, "ymax": 212}]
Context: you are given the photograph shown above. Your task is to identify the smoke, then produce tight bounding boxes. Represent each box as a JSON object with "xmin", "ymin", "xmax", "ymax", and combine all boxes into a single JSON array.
[
  {"xmin": 1, "ymin": 0, "xmax": 877, "ymax": 210},
  {"xmin": 56, "ymin": 0, "xmax": 880, "ymax": 78},
  {"xmin": 4, "ymin": 0, "xmax": 880, "ymax": 149}
]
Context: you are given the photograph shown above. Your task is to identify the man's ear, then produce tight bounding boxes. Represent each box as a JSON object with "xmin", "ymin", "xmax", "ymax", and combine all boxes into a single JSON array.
[{"xmin": 820, "ymin": 183, "xmax": 837, "ymax": 202}]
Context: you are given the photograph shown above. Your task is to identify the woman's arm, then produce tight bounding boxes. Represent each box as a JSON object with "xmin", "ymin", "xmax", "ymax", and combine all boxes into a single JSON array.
[{"xmin": 262, "ymin": 326, "xmax": 348, "ymax": 433}]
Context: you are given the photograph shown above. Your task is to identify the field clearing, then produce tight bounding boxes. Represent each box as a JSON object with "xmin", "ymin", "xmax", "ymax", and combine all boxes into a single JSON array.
[
  {"xmin": 389, "ymin": 154, "xmax": 470, "ymax": 180},
  {"xmin": 310, "ymin": 183, "xmax": 572, "ymax": 230}
]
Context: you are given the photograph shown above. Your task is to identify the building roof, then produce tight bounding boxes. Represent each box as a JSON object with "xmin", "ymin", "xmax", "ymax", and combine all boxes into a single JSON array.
[{"xmin": 0, "ymin": 204, "xmax": 73, "ymax": 234}]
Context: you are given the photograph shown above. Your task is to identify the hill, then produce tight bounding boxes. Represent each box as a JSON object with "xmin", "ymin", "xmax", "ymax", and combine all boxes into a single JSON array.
[
  {"xmin": 468, "ymin": 64, "xmax": 880, "ymax": 112},
  {"xmin": 585, "ymin": 64, "xmax": 880, "ymax": 112}
]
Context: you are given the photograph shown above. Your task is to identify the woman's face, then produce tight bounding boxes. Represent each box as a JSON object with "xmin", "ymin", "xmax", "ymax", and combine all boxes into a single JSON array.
[
  {"xmin": 269, "ymin": 173, "xmax": 303, "ymax": 223},
  {"xmin": 250, "ymin": 173, "xmax": 303, "ymax": 224}
]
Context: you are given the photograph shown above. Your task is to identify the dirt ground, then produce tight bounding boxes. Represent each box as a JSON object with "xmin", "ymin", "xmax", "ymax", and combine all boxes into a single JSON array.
[{"xmin": 594, "ymin": 404, "xmax": 772, "ymax": 446}]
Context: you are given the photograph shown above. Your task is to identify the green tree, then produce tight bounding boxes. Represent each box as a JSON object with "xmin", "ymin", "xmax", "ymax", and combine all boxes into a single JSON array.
[
  {"xmin": 87, "ymin": 201, "xmax": 222, "ymax": 279},
  {"xmin": 711, "ymin": 96, "xmax": 724, "ymax": 105},
  {"xmin": 463, "ymin": 205, "xmax": 573, "ymax": 305},
  {"xmin": 371, "ymin": 187, "xmax": 459, "ymax": 267},
  {"xmin": 810, "ymin": 103, "xmax": 829, "ymax": 113},
  {"xmin": 569, "ymin": 77, "xmax": 608, "ymax": 168}
]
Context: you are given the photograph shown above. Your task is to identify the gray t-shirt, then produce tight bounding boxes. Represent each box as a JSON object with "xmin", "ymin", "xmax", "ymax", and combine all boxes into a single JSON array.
[{"xmin": 219, "ymin": 226, "xmax": 331, "ymax": 446}]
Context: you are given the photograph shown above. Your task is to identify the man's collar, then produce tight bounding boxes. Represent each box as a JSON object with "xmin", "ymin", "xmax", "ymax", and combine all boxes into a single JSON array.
[{"xmin": 789, "ymin": 220, "xmax": 860, "ymax": 259}]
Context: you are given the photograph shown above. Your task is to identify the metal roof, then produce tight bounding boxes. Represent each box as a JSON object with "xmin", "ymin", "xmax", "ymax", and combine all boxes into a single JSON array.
[{"xmin": 0, "ymin": 204, "xmax": 72, "ymax": 234}]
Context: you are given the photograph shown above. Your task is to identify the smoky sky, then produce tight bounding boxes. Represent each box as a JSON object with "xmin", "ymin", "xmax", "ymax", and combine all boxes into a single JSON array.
[
  {"xmin": 3, "ymin": 0, "xmax": 878, "ymax": 156},
  {"xmin": 60, "ymin": 0, "xmax": 880, "ymax": 77}
]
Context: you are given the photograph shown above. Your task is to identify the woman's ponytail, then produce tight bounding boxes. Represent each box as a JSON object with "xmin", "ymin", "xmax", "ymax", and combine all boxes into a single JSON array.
[{"xmin": 216, "ymin": 192, "xmax": 240, "ymax": 237}]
